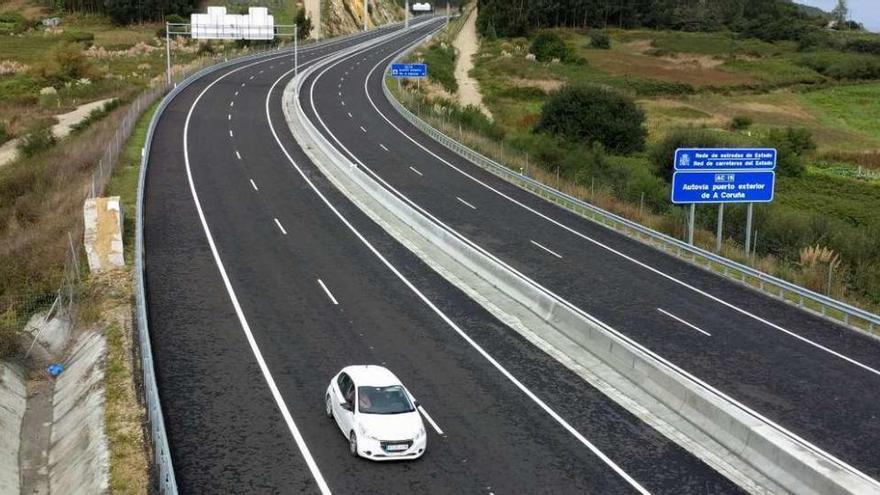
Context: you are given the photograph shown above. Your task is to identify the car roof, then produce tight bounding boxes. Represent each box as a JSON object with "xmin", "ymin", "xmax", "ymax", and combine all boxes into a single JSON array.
[{"xmin": 341, "ymin": 365, "xmax": 402, "ymax": 387}]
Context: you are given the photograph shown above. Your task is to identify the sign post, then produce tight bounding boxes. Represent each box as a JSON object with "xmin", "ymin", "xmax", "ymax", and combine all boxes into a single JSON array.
[{"xmin": 672, "ymin": 148, "xmax": 776, "ymax": 250}]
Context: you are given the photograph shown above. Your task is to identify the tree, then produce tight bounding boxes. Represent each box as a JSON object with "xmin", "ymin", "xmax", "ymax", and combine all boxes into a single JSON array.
[
  {"xmin": 295, "ymin": 8, "xmax": 312, "ymax": 39},
  {"xmin": 831, "ymin": 0, "xmax": 848, "ymax": 26},
  {"xmin": 534, "ymin": 84, "xmax": 647, "ymax": 155}
]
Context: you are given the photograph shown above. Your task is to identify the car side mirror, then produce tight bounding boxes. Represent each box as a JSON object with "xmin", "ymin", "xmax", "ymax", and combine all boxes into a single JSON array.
[
  {"xmin": 413, "ymin": 400, "xmax": 420, "ymax": 408},
  {"xmin": 340, "ymin": 401, "xmax": 352, "ymax": 411}
]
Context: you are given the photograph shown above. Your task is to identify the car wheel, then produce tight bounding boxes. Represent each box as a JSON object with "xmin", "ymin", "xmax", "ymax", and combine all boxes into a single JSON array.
[
  {"xmin": 349, "ymin": 432, "xmax": 358, "ymax": 457},
  {"xmin": 325, "ymin": 395, "xmax": 333, "ymax": 418}
]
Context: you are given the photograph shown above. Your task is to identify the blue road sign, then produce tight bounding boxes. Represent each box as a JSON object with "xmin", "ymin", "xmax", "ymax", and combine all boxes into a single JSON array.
[
  {"xmin": 672, "ymin": 171, "xmax": 775, "ymax": 204},
  {"xmin": 675, "ymin": 148, "xmax": 776, "ymax": 171},
  {"xmin": 391, "ymin": 63, "xmax": 428, "ymax": 78}
]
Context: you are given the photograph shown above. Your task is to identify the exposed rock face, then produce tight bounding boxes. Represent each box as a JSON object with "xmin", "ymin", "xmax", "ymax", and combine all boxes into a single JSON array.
[{"xmin": 322, "ymin": 0, "xmax": 403, "ymax": 38}]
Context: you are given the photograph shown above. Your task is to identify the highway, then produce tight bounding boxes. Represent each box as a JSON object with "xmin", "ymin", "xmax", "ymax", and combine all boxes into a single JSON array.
[
  {"xmin": 143, "ymin": 19, "xmax": 744, "ymax": 494},
  {"xmin": 298, "ymin": 15, "xmax": 880, "ymax": 484}
]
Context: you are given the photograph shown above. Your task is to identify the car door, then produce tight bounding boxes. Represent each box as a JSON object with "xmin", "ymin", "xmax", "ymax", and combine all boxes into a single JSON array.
[{"xmin": 334, "ymin": 373, "xmax": 355, "ymax": 435}]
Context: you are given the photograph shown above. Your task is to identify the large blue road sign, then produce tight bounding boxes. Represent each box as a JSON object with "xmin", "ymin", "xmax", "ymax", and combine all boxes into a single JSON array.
[
  {"xmin": 675, "ymin": 148, "xmax": 776, "ymax": 171},
  {"xmin": 391, "ymin": 63, "xmax": 427, "ymax": 78},
  {"xmin": 672, "ymin": 171, "xmax": 775, "ymax": 204}
]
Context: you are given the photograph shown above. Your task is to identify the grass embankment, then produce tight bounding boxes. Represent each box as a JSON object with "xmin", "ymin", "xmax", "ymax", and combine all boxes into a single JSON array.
[
  {"xmin": 404, "ymin": 4, "xmax": 473, "ymax": 94},
  {"xmin": 395, "ymin": 25, "xmax": 880, "ymax": 315},
  {"xmin": 99, "ymin": 101, "xmax": 157, "ymax": 494}
]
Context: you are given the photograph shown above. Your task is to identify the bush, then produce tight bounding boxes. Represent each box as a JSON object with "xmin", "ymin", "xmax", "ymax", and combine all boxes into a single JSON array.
[
  {"xmin": 730, "ymin": 115, "xmax": 753, "ymax": 130},
  {"xmin": 63, "ymin": 31, "xmax": 95, "ymax": 46},
  {"xmin": 32, "ymin": 43, "xmax": 97, "ymax": 84},
  {"xmin": 422, "ymin": 43, "xmax": 457, "ymax": 93},
  {"xmin": 0, "ymin": 11, "xmax": 28, "ymax": 35},
  {"xmin": 295, "ymin": 9, "xmax": 313, "ymax": 39},
  {"xmin": 766, "ymin": 127, "xmax": 813, "ymax": 177},
  {"xmin": 0, "ymin": 122, "xmax": 9, "ymax": 145},
  {"xmin": 530, "ymin": 32, "xmax": 573, "ymax": 63},
  {"xmin": 196, "ymin": 42, "xmax": 215, "ymax": 55},
  {"xmin": 70, "ymin": 99, "xmax": 124, "ymax": 134},
  {"xmin": 16, "ymin": 126, "xmax": 56, "ymax": 158},
  {"xmin": 449, "ymin": 104, "xmax": 504, "ymax": 140},
  {"xmin": 825, "ymin": 58, "xmax": 880, "ymax": 80},
  {"xmin": 534, "ymin": 85, "xmax": 646, "ymax": 155},
  {"xmin": 650, "ymin": 127, "xmax": 728, "ymax": 181},
  {"xmin": 589, "ymin": 30, "xmax": 610, "ymax": 49},
  {"xmin": 843, "ymin": 39, "xmax": 880, "ymax": 55}
]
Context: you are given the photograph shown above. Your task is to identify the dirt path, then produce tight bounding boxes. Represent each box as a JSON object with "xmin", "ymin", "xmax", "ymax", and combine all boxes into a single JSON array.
[
  {"xmin": 0, "ymin": 98, "xmax": 114, "ymax": 168},
  {"xmin": 453, "ymin": 7, "xmax": 492, "ymax": 119}
]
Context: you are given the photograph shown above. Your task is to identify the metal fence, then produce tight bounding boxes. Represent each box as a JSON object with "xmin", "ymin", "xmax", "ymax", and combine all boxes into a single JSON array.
[
  {"xmin": 381, "ymin": 67, "xmax": 880, "ymax": 337},
  {"xmin": 135, "ymin": 30, "xmax": 396, "ymax": 493}
]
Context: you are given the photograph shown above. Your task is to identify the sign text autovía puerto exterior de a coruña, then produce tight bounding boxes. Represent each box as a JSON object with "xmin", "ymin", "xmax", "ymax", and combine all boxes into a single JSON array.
[
  {"xmin": 671, "ymin": 148, "xmax": 776, "ymax": 205},
  {"xmin": 671, "ymin": 171, "xmax": 775, "ymax": 204},
  {"xmin": 390, "ymin": 63, "xmax": 428, "ymax": 78}
]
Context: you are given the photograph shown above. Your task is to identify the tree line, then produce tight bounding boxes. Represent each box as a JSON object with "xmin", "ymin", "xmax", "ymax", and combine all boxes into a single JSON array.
[
  {"xmin": 476, "ymin": 0, "xmax": 845, "ymax": 42},
  {"xmin": 38, "ymin": 0, "xmax": 199, "ymax": 25}
]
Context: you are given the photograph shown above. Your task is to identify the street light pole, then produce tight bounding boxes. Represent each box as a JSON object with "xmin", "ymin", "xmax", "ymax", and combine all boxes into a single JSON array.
[
  {"xmin": 364, "ymin": 0, "xmax": 369, "ymax": 31},
  {"xmin": 294, "ymin": 23, "xmax": 298, "ymax": 97},
  {"xmin": 165, "ymin": 22, "xmax": 171, "ymax": 86}
]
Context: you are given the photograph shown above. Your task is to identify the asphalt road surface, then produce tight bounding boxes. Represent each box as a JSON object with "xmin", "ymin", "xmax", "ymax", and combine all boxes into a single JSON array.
[
  {"xmin": 144, "ymin": 19, "xmax": 744, "ymax": 494},
  {"xmin": 299, "ymin": 15, "xmax": 880, "ymax": 484}
]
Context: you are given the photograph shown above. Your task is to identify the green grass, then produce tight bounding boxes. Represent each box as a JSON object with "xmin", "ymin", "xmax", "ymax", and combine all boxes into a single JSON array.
[
  {"xmin": 105, "ymin": 101, "xmax": 157, "ymax": 264},
  {"xmin": 776, "ymin": 173, "xmax": 880, "ymax": 229},
  {"xmin": 800, "ymin": 83, "xmax": 880, "ymax": 138}
]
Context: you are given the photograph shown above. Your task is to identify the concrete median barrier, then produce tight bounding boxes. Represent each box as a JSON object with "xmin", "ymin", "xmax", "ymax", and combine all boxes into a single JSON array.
[{"xmin": 283, "ymin": 36, "xmax": 880, "ymax": 495}]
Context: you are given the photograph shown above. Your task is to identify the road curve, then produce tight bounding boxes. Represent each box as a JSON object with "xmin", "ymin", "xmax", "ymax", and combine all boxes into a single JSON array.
[
  {"xmin": 299, "ymin": 15, "xmax": 880, "ymax": 483},
  {"xmin": 144, "ymin": 20, "xmax": 742, "ymax": 494}
]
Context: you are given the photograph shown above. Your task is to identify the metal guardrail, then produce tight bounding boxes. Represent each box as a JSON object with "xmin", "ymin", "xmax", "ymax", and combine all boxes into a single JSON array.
[
  {"xmin": 135, "ymin": 27, "xmax": 409, "ymax": 493},
  {"xmin": 381, "ymin": 65, "xmax": 880, "ymax": 337}
]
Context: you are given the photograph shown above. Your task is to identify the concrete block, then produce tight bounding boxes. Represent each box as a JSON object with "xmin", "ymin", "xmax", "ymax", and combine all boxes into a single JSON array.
[{"xmin": 83, "ymin": 196, "xmax": 125, "ymax": 273}]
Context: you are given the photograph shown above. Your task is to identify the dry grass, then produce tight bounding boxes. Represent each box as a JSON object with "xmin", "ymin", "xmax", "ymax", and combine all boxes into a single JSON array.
[
  {"xmin": 0, "ymin": 103, "xmax": 135, "ymax": 318},
  {"xmin": 578, "ymin": 38, "xmax": 756, "ymax": 87}
]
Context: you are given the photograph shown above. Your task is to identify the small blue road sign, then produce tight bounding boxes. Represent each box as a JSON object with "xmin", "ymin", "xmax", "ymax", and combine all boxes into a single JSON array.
[
  {"xmin": 672, "ymin": 171, "xmax": 775, "ymax": 204},
  {"xmin": 675, "ymin": 148, "xmax": 776, "ymax": 171},
  {"xmin": 390, "ymin": 63, "xmax": 428, "ymax": 78}
]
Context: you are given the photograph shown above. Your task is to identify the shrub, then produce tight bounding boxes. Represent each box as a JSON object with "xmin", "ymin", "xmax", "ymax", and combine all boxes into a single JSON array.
[
  {"xmin": 766, "ymin": 127, "xmax": 813, "ymax": 177},
  {"xmin": 70, "ymin": 99, "xmax": 124, "ymax": 134},
  {"xmin": 589, "ymin": 30, "xmax": 610, "ymax": 49},
  {"xmin": 530, "ymin": 32, "xmax": 572, "ymax": 63},
  {"xmin": 0, "ymin": 122, "xmax": 9, "ymax": 145},
  {"xmin": 824, "ymin": 58, "xmax": 880, "ymax": 80},
  {"xmin": 534, "ymin": 85, "xmax": 646, "ymax": 155},
  {"xmin": 295, "ymin": 8, "xmax": 313, "ymax": 39},
  {"xmin": 730, "ymin": 115, "xmax": 753, "ymax": 130},
  {"xmin": 449, "ymin": 104, "xmax": 504, "ymax": 140},
  {"xmin": 196, "ymin": 42, "xmax": 215, "ymax": 55},
  {"xmin": 650, "ymin": 127, "xmax": 727, "ymax": 182},
  {"xmin": 626, "ymin": 78, "xmax": 696, "ymax": 97},
  {"xmin": 0, "ymin": 11, "xmax": 27, "ymax": 35},
  {"xmin": 843, "ymin": 39, "xmax": 880, "ymax": 55},
  {"xmin": 63, "ymin": 31, "xmax": 95, "ymax": 46},
  {"xmin": 16, "ymin": 126, "xmax": 56, "ymax": 158},
  {"xmin": 422, "ymin": 43, "xmax": 457, "ymax": 93},
  {"xmin": 32, "ymin": 43, "xmax": 97, "ymax": 84}
]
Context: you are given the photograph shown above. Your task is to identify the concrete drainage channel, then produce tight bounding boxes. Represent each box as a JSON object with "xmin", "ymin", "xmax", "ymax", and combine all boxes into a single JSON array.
[{"xmin": 285, "ymin": 31, "xmax": 880, "ymax": 495}]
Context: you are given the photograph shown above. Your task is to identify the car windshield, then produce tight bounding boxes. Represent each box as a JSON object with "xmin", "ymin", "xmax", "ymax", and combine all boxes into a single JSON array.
[{"xmin": 357, "ymin": 385, "xmax": 415, "ymax": 414}]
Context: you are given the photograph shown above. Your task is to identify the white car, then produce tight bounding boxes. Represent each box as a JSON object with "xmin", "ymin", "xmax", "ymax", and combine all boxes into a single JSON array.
[{"xmin": 325, "ymin": 365, "xmax": 427, "ymax": 460}]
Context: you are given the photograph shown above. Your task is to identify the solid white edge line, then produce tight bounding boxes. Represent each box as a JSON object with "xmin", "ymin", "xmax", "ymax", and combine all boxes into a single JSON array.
[
  {"xmin": 530, "ymin": 240, "xmax": 562, "ymax": 259},
  {"xmin": 289, "ymin": 27, "xmax": 650, "ymax": 495},
  {"xmin": 274, "ymin": 218, "xmax": 288, "ymax": 235},
  {"xmin": 358, "ymin": 44, "xmax": 880, "ymax": 379},
  {"xmin": 417, "ymin": 406, "xmax": 444, "ymax": 436},
  {"xmin": 347, "ymin": 38, "xmax": 880, "ymax": 486},
  {"xmin": 657, "ymin": 308, "xmax": 712, "ymax": 337},
  {"xmin": 409, "ymin": 166, "xmax": 422, "ymax": 176},
  {"xmin": 182, "ymin": 55, "xmax": 331, "ymax": 495},
  {"xmin": 250, "ymin": 179, "xmax": 259, "ymax": 191},
  {"xmin": 456, "ymin": 197, "xmax": 476, "ymax": 210},
  {"xmin": 317, "ymin": 279, "xmax": 339, "ymax": 305}
]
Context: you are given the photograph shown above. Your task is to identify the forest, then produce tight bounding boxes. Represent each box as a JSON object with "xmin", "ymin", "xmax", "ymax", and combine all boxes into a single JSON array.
[{"xmin": 476, "ymin": 0, "xmax": 848, "ymax": 42}]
